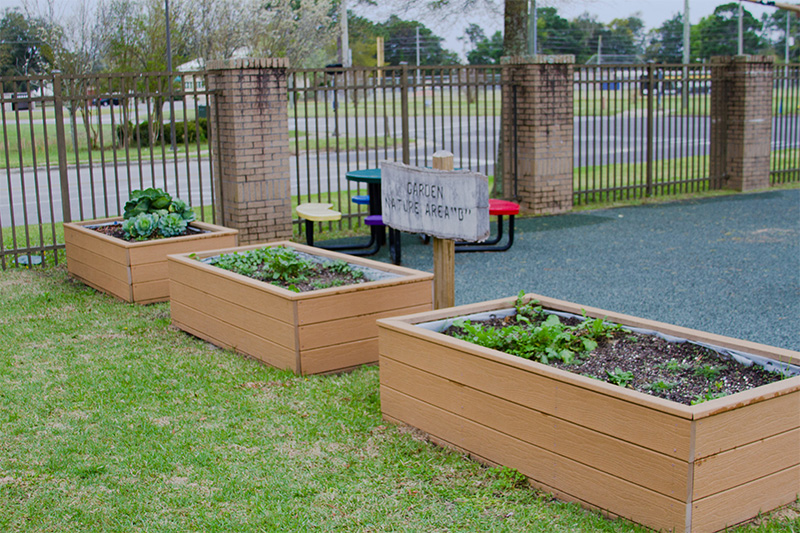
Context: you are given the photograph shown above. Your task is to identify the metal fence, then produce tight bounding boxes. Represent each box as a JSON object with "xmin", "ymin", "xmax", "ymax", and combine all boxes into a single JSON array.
[
  {"xmin": 1, "ymin": 63, "xmax": 798, "ymax": 269},
  {"xmin": 573, "ymin": 64, "xmax": 714, "ymax": 205},
  {"xmin": 0, "ymin": 71, "xmax": 217, "ymax": 268},
  {"xmin": 773, "ymin": 65, "xmax": 800, "ymax": 185},
  {"xmin": 287, "ymin": 64, "xmax": 503, "ymax": 227}
]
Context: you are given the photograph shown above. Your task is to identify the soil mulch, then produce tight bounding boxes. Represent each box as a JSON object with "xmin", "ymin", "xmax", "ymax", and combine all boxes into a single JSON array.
[{"xmin": 443, "ymin": 312, "xmax": 790, "ymax": 406}]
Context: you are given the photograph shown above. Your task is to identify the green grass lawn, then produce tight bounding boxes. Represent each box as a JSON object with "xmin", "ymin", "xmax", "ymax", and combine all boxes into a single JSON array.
[{"xmin": 0, "ymin": 267, "xmax": 797, "ymax": 532}]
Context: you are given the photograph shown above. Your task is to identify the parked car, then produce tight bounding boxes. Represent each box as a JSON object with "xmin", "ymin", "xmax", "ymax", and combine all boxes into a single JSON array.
[{"xmin": 92, "ymin": 96, "xmax": 121, "ymax": 106}]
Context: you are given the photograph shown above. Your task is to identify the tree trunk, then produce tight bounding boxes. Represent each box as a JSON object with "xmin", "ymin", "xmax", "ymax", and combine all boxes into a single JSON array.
[{"xmin": 503, "ymin": 0, "xmax": 528, "ymax": 57}]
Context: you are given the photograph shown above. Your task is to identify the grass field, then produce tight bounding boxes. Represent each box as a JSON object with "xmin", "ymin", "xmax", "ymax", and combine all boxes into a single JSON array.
[{"xmin": 0, "ymin": 266, "xmax": 798, "ymax": 532}]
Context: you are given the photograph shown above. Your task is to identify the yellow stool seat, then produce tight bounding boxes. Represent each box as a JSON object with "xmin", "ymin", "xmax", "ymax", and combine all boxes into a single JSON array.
[{"xmin": 296, "ymin": 203, "xmax": 342, "ymax": 222}]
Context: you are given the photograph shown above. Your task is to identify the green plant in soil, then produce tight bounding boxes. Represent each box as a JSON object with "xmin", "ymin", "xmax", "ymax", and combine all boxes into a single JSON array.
[
  {"xmin": 204, "ymin": 246, "xmax": 365, "ymax": 293},
  {"xmin": 450, "ymin": 291, "xmax": 623, "ymax": 366},
  {"xmin": 605, "ymin": 367, "xmax": 634, "ymax": 388},
  {"xmin": 120, "ymin": 188, "xmax": 196, "ymax": 240}
]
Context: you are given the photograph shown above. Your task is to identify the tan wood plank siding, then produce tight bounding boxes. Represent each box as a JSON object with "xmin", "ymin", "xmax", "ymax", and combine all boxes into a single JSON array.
[
  {"xmin": 168, "ymin": 258, "xmax": 295, "ymax": 323},
  {"xmin": 127, "ymin": 232, "xmax": 237, "ymax": 265},
  {"xmin": 297, "ymin": 304, "xmax": 433, "ymax": 351},
  {"xmin": 64, "ymin": 240, "xmax": 131, "ymax": 282},
  {"xmin": 296, "ymin": 280, "xmax": 433, "ymax": 325},
  {"xmin": 690, "ymin": 465, "xmax": 800, "ymax": 533},
  {"xmin": 131, "ymin": 280, "xmax": 170, "ymax": 304},
  {"xmin": 170, "ymin": 279, "xmax": 296, "ymax": 350},
  {"xmin": 379, "ymin": 326, "xmax": 692, "ymax": 459},
  {"xmin": 693, "ymin": 428, "xmax": 800, "ymax": 499},
  {"xmin": 67, "ymin": 258, "xmax": 132, "ymax": 301},
  {"xmin": 171, "ymin": 301, "xmax": 296, "ymax": 370},
  {"xmin": 64, "ymin": 224, "xmax": 130, "ymax": 265},
  {"xmin": 381, "ymin": 386, "xmax": 687, "ymax": 532},
  {"xmin": 300, "ymin": 338, "xmax": 378, "ymax": 375},
  {"xmin": 381, "ymin": 356, "xmax": 690, "ymax": 499},
  {"xmin": 693, "ymin": 391, "xmax": 800, "ymax": 458}
]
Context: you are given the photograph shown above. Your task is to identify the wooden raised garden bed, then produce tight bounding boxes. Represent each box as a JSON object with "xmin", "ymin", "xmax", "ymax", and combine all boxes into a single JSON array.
[
  {"xmin": 168, "ymin": 241, "xmax": 434, "ymax": 375},
  {"xmin": 65, "ymin": 217, "xmax": 238, "ymax": 304},
  {"xmin": 377, "ymin": 293, "xmax": 800, "ymax": 533}
]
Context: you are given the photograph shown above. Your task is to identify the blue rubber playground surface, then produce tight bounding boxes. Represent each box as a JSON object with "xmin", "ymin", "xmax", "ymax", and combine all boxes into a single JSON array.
[{"xmin": 361, "ymin": 188, "xmax": 800, "ymax": 352}]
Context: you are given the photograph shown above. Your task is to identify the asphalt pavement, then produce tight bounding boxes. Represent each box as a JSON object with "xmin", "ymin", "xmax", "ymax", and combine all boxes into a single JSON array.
[{"xmin": 340, "ymin": 188, "xmax": 799, "ymax": 352}]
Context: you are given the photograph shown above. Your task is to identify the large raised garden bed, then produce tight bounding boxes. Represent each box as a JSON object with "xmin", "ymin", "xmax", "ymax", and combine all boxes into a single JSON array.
[
  {"xmin": 65, "ymin": 217, "xmax": 238, "ymax": 304},
  {"xmin": 168, "ymin": 241, "xmax": 434, "ymax": 375},
  {"xmin": 377, "ymin": 293, "xmax": 800, "ymax": 533}
]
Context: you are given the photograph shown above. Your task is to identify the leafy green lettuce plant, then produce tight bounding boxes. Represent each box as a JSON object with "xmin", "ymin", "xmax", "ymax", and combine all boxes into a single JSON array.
[{"xmin": 121, "ymin": 187, "xmax": 196, "ymax": 240}]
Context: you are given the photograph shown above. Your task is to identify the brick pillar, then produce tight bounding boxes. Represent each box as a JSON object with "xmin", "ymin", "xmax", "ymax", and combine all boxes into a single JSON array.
[
  {"xmin": 500, "ymin": 55, "xmax": 574, "ymax": 215},
  {"xmin": 207, "ymin": 58, "xmax": 292, "ymax": 244},
  {"xmin": 709, "ymin": 55, "xmax": 774, "ymax": 191}
]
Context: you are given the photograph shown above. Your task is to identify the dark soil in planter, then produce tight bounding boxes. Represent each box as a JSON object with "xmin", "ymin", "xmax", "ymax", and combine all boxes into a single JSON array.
[
  {"xmin": 88, "ymin": 221, "xmax": 206, "ymax": 241},
  {"xmin": 442, "ymin": 312, "xmax": 792, "ymax": 406},
  {"xmin": 201, "ymin": 247, "xmax": 395, "ymax": 293}
]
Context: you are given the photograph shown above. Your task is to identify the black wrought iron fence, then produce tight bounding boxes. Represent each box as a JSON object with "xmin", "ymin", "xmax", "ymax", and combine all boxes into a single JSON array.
[
  {"xmin": 573, "ymin": 64, "xmax": 713, "ymax": 205},
  {"xmin": 0, "ymin": 71, "xmax": 217, "ymax": 268},
  {"xmin": 287, "ymin": 64, "xmax": 503, "ymax": 228},
  {"xmin": 772, "ymin": 64, "xmax": 800, "ymax": 185}
]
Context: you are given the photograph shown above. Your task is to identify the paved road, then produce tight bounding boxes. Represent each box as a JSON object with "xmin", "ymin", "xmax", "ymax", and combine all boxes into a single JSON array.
[{"xmin": 2, "ymin": 114, "xmax": 799, "ymax": 226}]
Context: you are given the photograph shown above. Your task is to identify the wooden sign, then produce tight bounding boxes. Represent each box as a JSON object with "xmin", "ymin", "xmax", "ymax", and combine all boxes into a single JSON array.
[{"xmin": 380, "ymin": 161, "xmax": 490, "ymax": 242}]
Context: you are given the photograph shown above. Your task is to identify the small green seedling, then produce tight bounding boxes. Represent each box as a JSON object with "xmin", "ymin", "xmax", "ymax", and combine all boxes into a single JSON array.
[{"xmin": 605, "ymin": 367, "xmax": 634, "ymax": 387}]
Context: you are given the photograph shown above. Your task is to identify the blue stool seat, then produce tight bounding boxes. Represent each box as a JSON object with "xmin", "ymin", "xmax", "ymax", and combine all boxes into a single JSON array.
[{"xmin": 352, "ymin": 195, "xmax": 370, "ymax": 206}]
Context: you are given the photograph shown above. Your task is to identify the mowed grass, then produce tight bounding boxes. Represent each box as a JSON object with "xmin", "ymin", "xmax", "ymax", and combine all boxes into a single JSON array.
[{"xmin": 0, "ymin": 267, "xmax": 799, "ymax": 532}]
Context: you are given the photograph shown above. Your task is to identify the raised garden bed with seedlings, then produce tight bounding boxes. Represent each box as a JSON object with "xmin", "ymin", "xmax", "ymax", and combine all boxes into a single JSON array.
[
  {"xmin": 377, "ymin": 292, "xmax": 800, "ymax": 533},
  {"xmin": 201, "ymin": 245, "xmax": 374, "ymax": 292},
  {"xmin": 441, "ymin": 292, "xmax": 794, "ymax": 406},
  {"xmin": 64, "ymin": 188, "xmax": 237, "ymax": 304},
  {"xmin": 168, "ymin": 241, "xmax": 433, "ymax": 375}
]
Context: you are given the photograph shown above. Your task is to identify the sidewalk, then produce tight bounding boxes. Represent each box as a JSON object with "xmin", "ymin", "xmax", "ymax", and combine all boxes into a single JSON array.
[{"xmin": 367, "ymin": 188, "xmax": 800, "ymax": 352}]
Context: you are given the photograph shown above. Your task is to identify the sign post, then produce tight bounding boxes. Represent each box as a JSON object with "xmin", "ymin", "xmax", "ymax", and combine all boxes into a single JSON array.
[
  {"xmin": 432, "ymin": 152, "xmax": 456, "ymax": 309},
  {"xmin": 381, "ymin": 150, "xmax": 490, "ymax": 309}
]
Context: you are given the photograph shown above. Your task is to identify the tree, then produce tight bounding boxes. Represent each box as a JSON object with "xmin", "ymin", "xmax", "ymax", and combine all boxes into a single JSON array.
[
  {"xmin": 605, "ymin": 15, "xmax": 645, "ymax": 57},
  {"xmin": 563, "ymin": 13, "xmax": 606, "ymax": 63},
  {"xmin": 502, "ymin": 0, "xmax": 526, "ymax": 56},
  {"xmin": 346, "ymin": 12, "xmax": 385, "ymax": 67},
  {"xmin": 645, "ymin": 13, "xmax": 684, "ymax": 63},
  {"xmin": 247, "ymin": 0, "xmax": 339, "ymax": 68},
  {"xmin": 761, "ymin": 9, "xmax": 799, "ymax": 62},
  {"xmin": 536, "ymin": 7, "xmax": 569, "ymax": 55},
  {"xmin": 694, "ymin": 3, "xmax": 765, "ymax": 59},
  {"xmin": 0, "ymin": 9, "xmax": 48, "ymax": 84},
  {"xmin": 380, "ymin": 15, "xmax": 458, "ymax": 65},
  {"xmin": 461, "ymin": 23, "xmax": 502, "ymax": 64}
]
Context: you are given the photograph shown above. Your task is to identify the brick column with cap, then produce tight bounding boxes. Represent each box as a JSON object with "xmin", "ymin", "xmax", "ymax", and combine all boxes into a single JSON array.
[
  {"xmin": 207, "ymin": 58, "xmax": 292, "ymax": 244},
  {"xmin": 709, "ymin": 55, "xmax": 774, "ymax": 191},
  {"xmin": 500, "ymin": 55, "xmax": 575, "ymax": 215}
]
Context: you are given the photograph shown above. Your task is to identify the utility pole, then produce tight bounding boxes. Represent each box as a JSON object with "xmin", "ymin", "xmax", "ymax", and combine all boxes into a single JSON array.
[
  {"xmin": 527, "ymin": 0, "xmax": 537, "ymax": 56},
  {"xmin": 682, "ymin": 0, "xmax": 690, "ymax": 110},
  {"xmin": 416, "ymin": 26, "xmax": 421, "ymax": 85},
  {"xmin": 341, "ymin": 0, "xmax": 350, "ymax": 67},
  {"xmin": 738, "ymin": 1, "xmax": 744, "ymax": 54},
  {"xmin": 597, "ymin": 35, "xmax": 602, "ymax": 65}
]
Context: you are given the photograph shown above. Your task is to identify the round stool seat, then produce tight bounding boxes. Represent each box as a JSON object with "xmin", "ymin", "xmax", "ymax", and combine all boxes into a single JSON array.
[{"xmin": 488, "ymin": 199, "xmax": 520, "ymax": 216}]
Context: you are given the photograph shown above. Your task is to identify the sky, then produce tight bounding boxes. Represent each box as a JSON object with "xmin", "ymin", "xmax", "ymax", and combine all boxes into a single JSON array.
[
  {"xmin": 352, "ymin": 0, "xmax": 777, "ymax": 59},
  {"xmin": 0, "ymin": 0, "xmax": 780, "ymax": 60}
]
